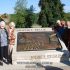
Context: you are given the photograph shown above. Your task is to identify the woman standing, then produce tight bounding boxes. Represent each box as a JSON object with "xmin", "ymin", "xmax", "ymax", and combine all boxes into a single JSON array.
[{"xmin": 7, "ymin": 22, "xmax": 15, "ymax": 64}]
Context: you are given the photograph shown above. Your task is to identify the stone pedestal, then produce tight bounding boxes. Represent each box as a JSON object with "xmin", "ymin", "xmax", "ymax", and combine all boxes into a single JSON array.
[{"xmin": 12, "ymin": 28, "xmax": 69, "ymax": 67}]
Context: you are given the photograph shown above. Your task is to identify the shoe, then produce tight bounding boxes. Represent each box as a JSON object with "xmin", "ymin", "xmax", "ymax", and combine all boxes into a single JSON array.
[
  {"xmin": 0, "ymin": 61, "xmax": 3, "ymax": 66},
  {"xmin": 8, "ymin": 60, "xmax": 12, "ymax": 64},
  {"xmin": 56, "ymin": 47, "xmax": 61, "ymax": 50},
  {"xmin": 3, "ymin": 59, "xmax": 9, "ymax": 65},
  {"xmin": 7, "ymin": 59, "xmax": 12, "ymax": 64},
  {"xmin": 5, "ymin": 60, "xmax": 9, "ymax": 65}
]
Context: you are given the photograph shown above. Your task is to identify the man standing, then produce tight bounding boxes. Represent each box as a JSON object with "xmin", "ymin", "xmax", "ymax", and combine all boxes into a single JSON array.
[{"xmin": 0, "ymin": 21, "xmax": 9, "ymax": 65}]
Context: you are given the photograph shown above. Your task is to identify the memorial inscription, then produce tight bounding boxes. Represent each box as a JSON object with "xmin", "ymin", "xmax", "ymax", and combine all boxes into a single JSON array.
[
  {"xmin": 16, "ymin": 28, "xmax": 61, "ymax": 51},
  {"xmin": 12, "ymin": 28, "xmax": 67, "ymax": 65}
]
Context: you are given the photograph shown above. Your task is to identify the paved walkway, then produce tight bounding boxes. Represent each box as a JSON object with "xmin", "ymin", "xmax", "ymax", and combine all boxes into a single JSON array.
[{"xmin": 0, "ymin": 62, "xmax": 70, "ymax": 70}]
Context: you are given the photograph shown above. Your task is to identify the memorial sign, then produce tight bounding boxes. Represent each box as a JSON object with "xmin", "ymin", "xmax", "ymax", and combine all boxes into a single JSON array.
[
  {"xmin": 16, "ymin": 28, "xmax": 61, "ymax": 51},
  {"xmin": 13, "ymin": 28, "xmax": 68, "ymax": 66}
]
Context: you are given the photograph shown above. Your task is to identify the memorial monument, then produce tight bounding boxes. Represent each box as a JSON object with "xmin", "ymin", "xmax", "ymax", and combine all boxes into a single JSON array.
[
  {"xmin": 17, "ymin": 29, "xmax": 61, "ymax": 51},
  {"xmin": 12, "ymin": 28, "xmax": 69, "ymax": 67}
]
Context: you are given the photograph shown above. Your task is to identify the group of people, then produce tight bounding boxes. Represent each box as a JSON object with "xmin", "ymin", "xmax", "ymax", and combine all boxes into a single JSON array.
[
  {"xmin": 0, "ymin": 21, "xmax": 15, "ymax": 65},
  {"xmin": 53, "ymin": 20, "xmax": 70, "ymax": 53},
  {"xmin": 0, "ymin": 19, "xmax": 70, "ymax": 66}
]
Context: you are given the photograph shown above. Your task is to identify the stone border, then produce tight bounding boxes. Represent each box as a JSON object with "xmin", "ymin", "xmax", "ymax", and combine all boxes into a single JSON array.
[{"xmin": 12, "ymin": 28, "xmax": 69, "ymax": 65}]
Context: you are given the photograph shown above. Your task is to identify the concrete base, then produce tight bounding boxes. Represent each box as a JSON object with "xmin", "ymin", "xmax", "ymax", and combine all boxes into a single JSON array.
[{"xmin": 12, "ymin": 50, "xmax": 70, "ymax": 66}]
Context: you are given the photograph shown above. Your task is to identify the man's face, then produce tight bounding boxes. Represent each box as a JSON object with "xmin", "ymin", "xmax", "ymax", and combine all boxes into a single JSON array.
[
  {"xmin": 0, "ymin": 25, "xmax": 5, "ymax": 29},
  {"xmin": 0, "ymin": 22, "xmax": 5, "ymax": 29},
  {"xmin": 58, "ymin": 23, "xmax": 62, "ymax": 26}
]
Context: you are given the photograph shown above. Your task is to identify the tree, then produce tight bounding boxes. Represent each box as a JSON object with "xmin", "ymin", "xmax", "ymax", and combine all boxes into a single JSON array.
[
  {"xmin": 14, "ymin": 0, "xmax": 27, "ymax": 28},
  {"xmin": 37, "ymin": 10, "xmax": 48, "ymax": 27},
  {"xmin": 38, "ymin": 0, "xmax": 65, "ymax": 27},
  {"xmin": 25, "ymin": 5, "xmax": 35, "ymax": 28},
  {"xmin": 64, "ymin": 12, "xmax": 70, "ymax": 21}
]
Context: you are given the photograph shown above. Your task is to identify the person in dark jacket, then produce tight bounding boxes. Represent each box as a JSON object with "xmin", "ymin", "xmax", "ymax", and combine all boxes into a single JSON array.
[{"xmin": 0, "ymin": 21, "xmax": 9, "ymax": 65}]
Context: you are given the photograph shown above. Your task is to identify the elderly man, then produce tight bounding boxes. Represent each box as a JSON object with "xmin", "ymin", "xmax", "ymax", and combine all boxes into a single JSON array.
[{"xmin": 0, "ymin": 21, "xmax": 9, "ymax": 65}]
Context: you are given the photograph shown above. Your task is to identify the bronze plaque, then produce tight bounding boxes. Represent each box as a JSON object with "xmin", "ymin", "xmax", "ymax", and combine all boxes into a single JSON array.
[{"xmin": 17, "ymin": 31, "xmax": 61, "ymax": 51}]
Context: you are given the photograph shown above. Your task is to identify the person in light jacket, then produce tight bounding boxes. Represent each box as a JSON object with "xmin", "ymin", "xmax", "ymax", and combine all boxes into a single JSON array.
[{"xmin": 7, "ymin": 22, "xmax": 15, "ymax": 64}]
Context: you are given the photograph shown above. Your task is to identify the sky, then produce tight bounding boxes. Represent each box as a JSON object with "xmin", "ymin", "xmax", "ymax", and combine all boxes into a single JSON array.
[{"xmin": 0, "ymin": 0, "xmax": 70, "ymax": 14}]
